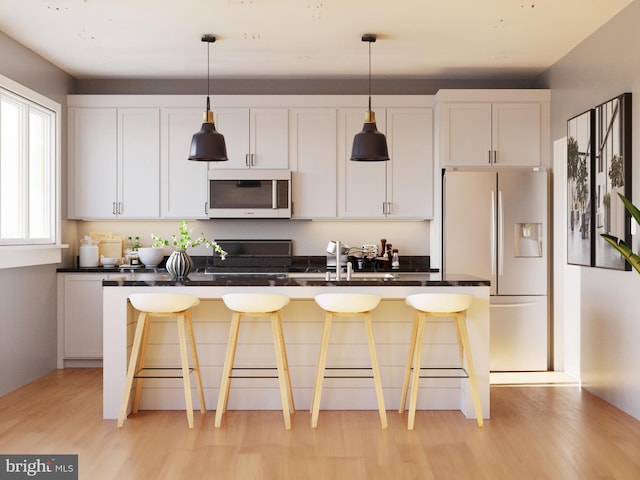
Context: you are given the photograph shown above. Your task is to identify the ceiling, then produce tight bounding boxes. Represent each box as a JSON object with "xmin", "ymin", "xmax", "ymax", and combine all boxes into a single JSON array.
[{"xmin": 0, "ymin": 0, "xmax": 633, "ymax": 80}]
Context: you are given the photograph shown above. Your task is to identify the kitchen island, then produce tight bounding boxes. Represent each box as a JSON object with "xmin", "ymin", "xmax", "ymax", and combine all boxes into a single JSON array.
[{"xmin": 103, "ymin": 272, "xmax": 490, "ymax": 422}]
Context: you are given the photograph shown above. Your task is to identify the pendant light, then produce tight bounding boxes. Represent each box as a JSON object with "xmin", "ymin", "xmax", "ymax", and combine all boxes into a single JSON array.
[
  {"xmin": 188, "ymin": 34, "xmax": 228, "ymax": 162},
  {"xmin": 350, "ymin": 33, "xmax": 389, "ymax": 162}
]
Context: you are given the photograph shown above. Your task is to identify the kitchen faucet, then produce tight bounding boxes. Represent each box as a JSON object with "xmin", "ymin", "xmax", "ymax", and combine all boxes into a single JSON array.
[{"xmin": 326, "ymin": 240, "xmax": 351, "ymax": 280}]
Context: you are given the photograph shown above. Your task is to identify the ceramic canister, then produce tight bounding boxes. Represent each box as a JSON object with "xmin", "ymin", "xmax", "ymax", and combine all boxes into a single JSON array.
[{"xmin": 79, "ymin": 244, "xmax": 99, "ymax": 267}]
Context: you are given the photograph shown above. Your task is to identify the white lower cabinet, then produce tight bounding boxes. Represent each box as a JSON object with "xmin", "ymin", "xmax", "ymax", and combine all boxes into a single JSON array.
[{"xmin": 57, "ymin": 274, "xmax": 106, "ymax": 367}]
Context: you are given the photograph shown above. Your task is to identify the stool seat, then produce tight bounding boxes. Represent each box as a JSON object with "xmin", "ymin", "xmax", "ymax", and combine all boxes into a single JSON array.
[
  {"xmin": 118, "ymin": 293, "xmax": 205, "ymax": 429},
  {"xmin": 129, "ymin": 293, "xmax": 200, "ymax": 313},
  {"xmin": 400, "ymin": 293, "xmax": 482, "ymax": 430},
  {"xmin": 216, "ymin": 293, "xmax": 294, "ymax": 429},
  {"xmin": 314, "ymin": 293, "xmax": 381, "ymax": 313},
  {"xmin": 222, "ymin": 293, "xmax": 290, "ymax": 313},
  {"xmin": 405, "ymin": 293, "xmax": 473, "ymax": 313},
  {"xmin": 311, "ymin": 293, "xmax": 387, "ymax": 429}
]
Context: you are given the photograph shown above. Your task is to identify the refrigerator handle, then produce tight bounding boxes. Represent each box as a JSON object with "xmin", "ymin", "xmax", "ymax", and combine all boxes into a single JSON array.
[
  {"xmin": 491, "ymin": 190, "xmax": 496, "ymax": 276},
  {"xmin": 498, "ymin": 190, "xmax": 504, "ymax": 276}
]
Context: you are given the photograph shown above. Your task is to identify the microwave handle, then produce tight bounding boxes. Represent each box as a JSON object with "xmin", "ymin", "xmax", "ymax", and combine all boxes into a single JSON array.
[{"xmin": 272, "ymin": 180, "xmax": 278, "ymax": 209}]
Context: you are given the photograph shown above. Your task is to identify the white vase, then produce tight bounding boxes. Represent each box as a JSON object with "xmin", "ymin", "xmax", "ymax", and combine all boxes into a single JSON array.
[{"xmin": 165, "ymin": 249, "xmax": 193, "ymax": 279}]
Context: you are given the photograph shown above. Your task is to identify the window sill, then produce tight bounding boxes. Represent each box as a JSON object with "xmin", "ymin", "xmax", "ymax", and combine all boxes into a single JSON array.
[{"xmin": 0, "ymin": 244, "xmax": 69, "ymax": 269}]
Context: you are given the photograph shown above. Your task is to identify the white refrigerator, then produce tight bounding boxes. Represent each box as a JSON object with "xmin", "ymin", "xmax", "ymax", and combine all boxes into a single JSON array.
[{"xmin": 443, "ymin": 169, "xmax": 549, "ymax": 371}]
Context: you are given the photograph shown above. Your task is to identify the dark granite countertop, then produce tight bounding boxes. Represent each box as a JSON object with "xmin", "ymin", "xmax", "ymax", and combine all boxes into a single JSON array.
[{"xmin": 102, "ymin": 272, "xmax": 488, "ymax": 287}]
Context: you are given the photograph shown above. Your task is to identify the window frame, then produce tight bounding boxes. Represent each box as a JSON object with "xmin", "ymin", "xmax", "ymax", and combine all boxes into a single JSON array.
[{"xmin": 0, "ymin": 73, "xmax": 65, "ymax": 268}]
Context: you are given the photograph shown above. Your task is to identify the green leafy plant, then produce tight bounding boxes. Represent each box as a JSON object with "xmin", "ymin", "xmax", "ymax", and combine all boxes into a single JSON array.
[
  {"xmin": 601, "ymin": 193, "xmax": 640, "ymax": 274},
  {"xmin": 151, "ymin": 221, "xmax": 227, "ymax": 259}
]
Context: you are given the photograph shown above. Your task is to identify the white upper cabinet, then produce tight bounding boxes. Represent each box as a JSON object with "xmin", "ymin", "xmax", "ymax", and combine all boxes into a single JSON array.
[
  {"xmin": 386, "ymin": 108, "xmax": 434, "ymax": 219},
  {"xmin": 160, "ymin": 108, "xmax": 209, "ymax": 219},
  {"xmin": 118, "ymin": 108, "xmax": 160, "ymax": 218},
  {"xmin": 436, "ymin": 90, "xmax": 549, "ymax": 168},
  {"xmin": 68, "ymin": 107, "xmax": 159, "ymax": 219},
  {"xmin": 211, "ymin": 107, "xmax": 289, "ymax": 169},
  {"xmin": 337, "ymin": 108, "xmax": 387, "ymax": 218},
  {"xmin": 289, "ymin": 108, "xmax": 337, "ymax": 219},
  {"xmin": 337, "ymin": 106, "xmax": 433, "ymax": 219}
]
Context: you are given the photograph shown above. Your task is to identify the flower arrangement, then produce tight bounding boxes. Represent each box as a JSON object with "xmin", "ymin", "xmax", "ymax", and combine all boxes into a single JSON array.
[{"xmin": 151, "ymin": 221, "xmax": 227, "ymax": 259}]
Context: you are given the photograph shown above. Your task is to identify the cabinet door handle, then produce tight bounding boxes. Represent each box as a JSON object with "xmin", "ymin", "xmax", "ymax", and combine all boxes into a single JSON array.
[
  {"xmin": 492, "ymin": 150, "xmax": 497, "ymax": 164},
  {"xmin": 386, "ymin": 202, "xmax": 392, "ymax": 215},
  {"xmin": 488, "ymin": 150, "xmax": 492, "ymax": 164},
  {"xmin": 382, "ymin": 202, "xmax": 386, "ymax": 215},
  {"xmin": 204, "ymin": 202, "xmax": 208, "ymax": 215},
  {"xmin": 251, "ymin": 153, "xmax": 256, "ymax": 166},
  {"xmin": 118, "ymin": 202, "xmax": 123, "ymax": 215},
  {"xmin": 245, "ymin": 154, "xmax": 250, "ymax": 167},
  {"xmin": 112, "ymin": 202, "xmax": 117, "ymax": 215}
]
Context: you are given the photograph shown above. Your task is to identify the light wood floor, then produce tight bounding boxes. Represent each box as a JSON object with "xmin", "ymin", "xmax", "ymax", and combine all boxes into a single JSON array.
[{"xmin": 1, "ymin": 369, "xmax": 640, "ymax": 480}]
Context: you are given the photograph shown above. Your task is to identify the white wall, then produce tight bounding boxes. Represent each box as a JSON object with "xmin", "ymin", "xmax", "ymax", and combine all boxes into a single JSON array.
[
  {"xmin": 539, "ymin": 0, "xmax": 640, "ymax": 419},
  {"xmin": 0, "ymin": 33, "xmax": 75, "ymax": 395}
]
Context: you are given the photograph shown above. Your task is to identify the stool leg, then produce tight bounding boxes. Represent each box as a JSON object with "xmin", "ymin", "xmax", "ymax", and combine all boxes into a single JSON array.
[
  {"xmin": 118, "ymin": 311, "xmax": 147, "ymax": 427},
  {"xmin": 399, "ymin": 310, "xmax": 420, "ymax": 413},
  {"xmin": 186, "ymin": 310, "xmax": 206, "ymax": 414},
  {"xmin": 311, "ymin": 312, "xmax": 333, "ymax": 428},
  {"xmin": 275, "ymin": 312, "xmax": 295, "ymax": 414},
  {"xmin": 132, "ymin": 313, "xmax": 152, "ymax": 414},
  {"xmin": 271, "ymin": 312, "xmax": 292, "ymax": 429},
  {"xmin": 408, "ymin": 314, "xmax": 427, "ymax": 430},
  {"xmin": 177, "ymin": 312, "xmax": 195, "ymax": 428},
  {"xmin": 455, "ymin": 312, "xmax": 483, "ymax": 427},
  {"xmin": 216, "ymin": 311, "xmax": 241, "ymax": 428},
  {"xmin": 363, "ymin": 312, "xmax": 388, "ymax": 429}
]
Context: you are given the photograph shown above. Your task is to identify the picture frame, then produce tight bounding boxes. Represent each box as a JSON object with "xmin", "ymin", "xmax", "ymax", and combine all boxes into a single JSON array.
[
  {"xmin": 593, "ymin": 93, "xmax": 632, "ymax": 270},
  {"xmin": 567, "ymin": 109, "xmax": 595, "ymax": 267}
]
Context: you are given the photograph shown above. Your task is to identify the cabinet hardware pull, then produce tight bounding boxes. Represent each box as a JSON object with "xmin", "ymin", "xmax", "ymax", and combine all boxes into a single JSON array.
[
  {"xmin": 112, "ymin": 202, "xmax": 117, "ymax": 215},
  {"xmin": 118, "ymin": 202, "xmax": 123, "ymax": 215},
  {"xmin": 245, "ymin": 154, "xmax": 250, "ymax": 167},
  {"xmin": 488, "ymin": 150, "xmax": 492, "ymax": 164}
]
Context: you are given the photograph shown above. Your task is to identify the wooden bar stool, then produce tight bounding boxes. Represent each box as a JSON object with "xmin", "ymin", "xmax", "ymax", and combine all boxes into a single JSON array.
[
  {"xmin": 399, "ymin": 293, "xmax": 483, "ymax": 429},
  {"xmin": 311, "ymin": 293, "xmax": 387, "ymax": 429},
  {"xmin": 215, "ymin": 293, "xmax": 294, "ymax": 430},
  {"xmin": 118, "ymin": 293, "xmax": 205, "ymax": 428}
]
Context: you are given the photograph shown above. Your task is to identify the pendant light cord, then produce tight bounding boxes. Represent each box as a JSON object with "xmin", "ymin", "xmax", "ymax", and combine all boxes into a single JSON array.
[
  {"xmin": 368, "ymin": 39, "xmax": 372, "ymax": 112},
  {"xmin": 206, "ymin": 40, "xmax": 211, "ymax": 112}
]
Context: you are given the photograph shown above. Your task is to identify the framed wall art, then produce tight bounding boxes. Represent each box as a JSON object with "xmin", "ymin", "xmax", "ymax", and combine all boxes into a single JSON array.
[
  {"xmin": 567, "ymin": 108, "xmax": 595, "ymax": 267},
  {"xmin": 593, "ymin": 92, "xmax": 632, "ymax": 270}
]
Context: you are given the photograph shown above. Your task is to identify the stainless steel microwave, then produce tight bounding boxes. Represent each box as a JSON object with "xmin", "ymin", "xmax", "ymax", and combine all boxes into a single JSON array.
[{"xmin": 207, "ymin": 170, "xmax": 291, "ymax": 218}]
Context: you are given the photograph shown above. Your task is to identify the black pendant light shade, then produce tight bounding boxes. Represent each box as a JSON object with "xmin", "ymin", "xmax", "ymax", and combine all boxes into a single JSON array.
[
  {"xmin": 351, "ymin": 110, "xmax": 390, "ymax": 162},
  {"xmin": 188, "ymin": 34, "xmax": 228, "ymax": 162},
  {"xmin": 350, "ymin": 33, "xmax": 389, "ymax": 162}
]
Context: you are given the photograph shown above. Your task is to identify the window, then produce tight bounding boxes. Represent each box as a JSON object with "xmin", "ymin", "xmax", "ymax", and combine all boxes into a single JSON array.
[
  {"xmin": 0, "ymin": 74, "xmax": 63, "ymax": 269},
  {"xmin": 0, "ymin": 79, "xmax": 58, "ymax": 245}
]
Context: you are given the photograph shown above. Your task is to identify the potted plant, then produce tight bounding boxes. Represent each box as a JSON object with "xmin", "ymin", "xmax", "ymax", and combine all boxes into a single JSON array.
[
  {"xmin": 601, "ymin": 193, "xmax": 640, "ymax": 274},
  {"xmin": 151, "ymin": 221, "xmax": 226, "ymax": 279}
]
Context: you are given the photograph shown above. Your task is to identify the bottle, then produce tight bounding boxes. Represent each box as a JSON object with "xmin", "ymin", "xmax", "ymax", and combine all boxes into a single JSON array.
[
  {"xmin": 391, "ymin": 249, "xmax": 400, "ymax": 269},
  {"xmin": 124, "ymin": 236, "xmax": 134, "ymax": 265},
  {"xmin": 130, "ymin": 236, "xmax": 140, "ymax": 266}
]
